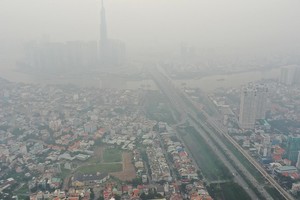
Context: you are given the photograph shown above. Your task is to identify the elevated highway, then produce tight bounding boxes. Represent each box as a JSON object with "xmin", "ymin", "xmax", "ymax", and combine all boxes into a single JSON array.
[{"xmin": 149, "ymin": 66, "xmax": 294, "ymax": 200}]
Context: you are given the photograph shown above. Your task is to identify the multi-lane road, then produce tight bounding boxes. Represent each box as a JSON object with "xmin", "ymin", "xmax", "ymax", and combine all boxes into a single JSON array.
[
  {"xmin": 149, "ymin": 66, "xmax": 294, "ymax": 200},
  {"xmin": 208, "ymin": 116, "xmax": 294, "ymax": 200}
]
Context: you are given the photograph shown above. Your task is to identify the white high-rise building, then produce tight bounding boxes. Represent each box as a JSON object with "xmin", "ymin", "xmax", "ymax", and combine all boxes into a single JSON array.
[
  {"xmin": 239, "ymin": 86, "xmax": 257, "ymax": 129},
  {"xmin": 239, "ymin": 83, "xmax": 268, "ymax": 129}
]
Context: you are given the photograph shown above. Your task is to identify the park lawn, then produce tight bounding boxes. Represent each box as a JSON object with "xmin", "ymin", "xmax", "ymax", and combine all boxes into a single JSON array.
[
  {"xmin": 103, "ymin": 148, "xmax": 122, "ymax": 163},
  {"xmin": 77, "ymin": 163, "xmax": 122, "ymax": 174},
  {"xmin": 87, "ymin": 154, "xmax": 102, "ymax": 164}
]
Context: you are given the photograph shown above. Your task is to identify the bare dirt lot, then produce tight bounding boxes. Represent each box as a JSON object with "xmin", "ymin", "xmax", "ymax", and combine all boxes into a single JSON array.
[{"xmin": 111, "ymin": 152, "xmax": 136, "ymax": 181}]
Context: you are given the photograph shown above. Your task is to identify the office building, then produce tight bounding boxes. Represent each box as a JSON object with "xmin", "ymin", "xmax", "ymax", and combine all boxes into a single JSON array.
[{"xmin": 21, "ymin": 0, "xmax": 126, "ymax": 72}]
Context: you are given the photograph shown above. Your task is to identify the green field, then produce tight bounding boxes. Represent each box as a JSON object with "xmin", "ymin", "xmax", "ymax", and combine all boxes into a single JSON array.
[
  {"xmin": 77, "ymin": 163, "xmax": 122, "ymax": 174},
  {"xmin": 87, "ymin": 156, "xmax": 101, "ymax": 164},
  {"xmin": 103, "ymin": 148, "xmax": 122, "ymax": 163},
  {"xmin": 179, "ymin": 126, "xmax": 232, "ymax": 181},
  {"xmin": 207, "ymin": 182, "xmax": 252, "ymax": 200}
]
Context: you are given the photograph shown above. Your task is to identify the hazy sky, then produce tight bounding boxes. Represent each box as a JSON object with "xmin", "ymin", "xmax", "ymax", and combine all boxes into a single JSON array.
[{"xmin": 1, "ymin": 0, "xmax": 300, "ymax": 55}]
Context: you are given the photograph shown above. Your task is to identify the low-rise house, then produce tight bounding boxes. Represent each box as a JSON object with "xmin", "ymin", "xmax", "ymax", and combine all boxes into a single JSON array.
[{"xmin": 72, "ymin": 173, "xmax": 109, "ymax": 188}]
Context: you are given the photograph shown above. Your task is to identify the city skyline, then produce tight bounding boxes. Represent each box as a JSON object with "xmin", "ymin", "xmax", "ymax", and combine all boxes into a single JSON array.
[
  {"xmin": 1, "ymin": 0, "xmax": 300, "ymax": 199},
  {"xmin": 1, "ymin": 0, "xmax": 300, "ymax": 59}
]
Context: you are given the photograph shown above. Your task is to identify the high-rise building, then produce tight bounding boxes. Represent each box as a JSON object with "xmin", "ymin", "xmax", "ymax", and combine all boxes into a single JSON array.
[
  {"xmin": 287, "ymin": 136, "xmax": 300, "ymax": 164},
  {"xmin": 280, "ymin": 65, "xmax": 297, "ymax": 85},
  {"xmin": 99, "ymin": 0, "xmax": 126, "ymax": 67},
  {"xmin": 239, "ymin": 83, "xmax": 268, "ymax": 129},
  {"xmin": 295, "ymin": 66, "xmax": 300, "ymax": 84},
  {"xmin": 239, "ymin": 86, "xmax": 257, "ymax": 129},
  {"xmin": 296, "ymin": 151, "xmax": 300, "ymax": 169},
  {"xmin": 255, "ymin": 85, "xmax": 268, "ymax": 119},
  {"xmin": 100, "ymin": 0, "xmax": 107, "ymax": 44}
]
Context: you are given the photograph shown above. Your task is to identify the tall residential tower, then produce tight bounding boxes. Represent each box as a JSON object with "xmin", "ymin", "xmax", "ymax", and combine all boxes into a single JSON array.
[{"xmin": 239, "ymin": 83, "xmax": 268, "ymax": 129}]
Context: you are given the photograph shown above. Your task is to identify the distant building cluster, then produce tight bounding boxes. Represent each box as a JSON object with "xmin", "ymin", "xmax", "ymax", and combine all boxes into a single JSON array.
[
  {"xmin": 22, "ymin": 41, "xmax": 99, "ymax": 72},
  {"xmin": 280, "ymin": 65, "xmax": 300, "ymax": 86},
  {"xmin": 20, "ymin": 0, "xmax": 126, "ymax": 73}
]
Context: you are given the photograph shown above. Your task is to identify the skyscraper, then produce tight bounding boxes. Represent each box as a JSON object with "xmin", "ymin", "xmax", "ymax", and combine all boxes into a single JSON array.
[
  {"xmin": 99, "ymin": 0, "xmax": 126, "ymax": 67},
  {"xmin": 239, "ymin": 83, "xmax": 268, "ymax": 129},
  {"xmin": 100, "ymin": 0, "xmax": 107, "ymax": 46}
]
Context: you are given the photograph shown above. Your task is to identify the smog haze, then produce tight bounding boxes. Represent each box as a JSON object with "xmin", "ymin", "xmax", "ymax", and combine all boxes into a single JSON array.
[{"xmin": 1, "ymin": 0, "xmax": 300, "ymax": 60}]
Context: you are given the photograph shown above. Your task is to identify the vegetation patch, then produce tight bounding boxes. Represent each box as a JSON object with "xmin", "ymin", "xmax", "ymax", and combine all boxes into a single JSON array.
[
  {"xmin": 207, "ymin": 182, "xmax": 251, "ymax": 200},
  {"xmin": 268, "ymin": 119, "xmax": 300, "ymax": 134},
  {"xmin": 15, "ymin": 184, "xmax": 29, "ymax": 199},
  {"xmin": 179, "ymin": 126, "xmax": 232, "ymax": 181},
  {"xmin": 217, "ymin": 131, "xmax": 265, "ymax": 184},
  {"xmin": 144, "ymin": 90, "xmax": 177, "ymax": 124},
  {"xmin": 195, "ymin": 113, "xmax": 266, "ymax": 184},
  {"xmin": 103, "ymin": 148, "xmax": 122, "ymax": 163},
  {"xmin": 60, "ymin": 168, "xmax": 71, "ymax": 179},
  {"xmin": 77, "ymin": 163, "xmax": 122, "ymax": 174},
  {"xmin": 264, "ymin": 186, "xmax": 286, "ymax": 200}
]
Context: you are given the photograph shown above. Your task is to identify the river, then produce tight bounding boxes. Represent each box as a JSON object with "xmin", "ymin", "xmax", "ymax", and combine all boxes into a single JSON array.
[
  {"xmin": 0, "ymin": 64, "xmax": 280, "ymax": 92},
  {"xmin": 173, "ymin": 68, "xmax": 280, "ymax": 92}
]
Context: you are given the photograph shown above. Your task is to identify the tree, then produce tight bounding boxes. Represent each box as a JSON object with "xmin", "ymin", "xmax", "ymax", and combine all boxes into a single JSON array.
[
  {"xmin": 90, "ymin": 188, "xmax": 95, "ymax": 200},
  {"xmin": 131, "ymin": 177, "xmax": 142, "ymax": 187}
]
